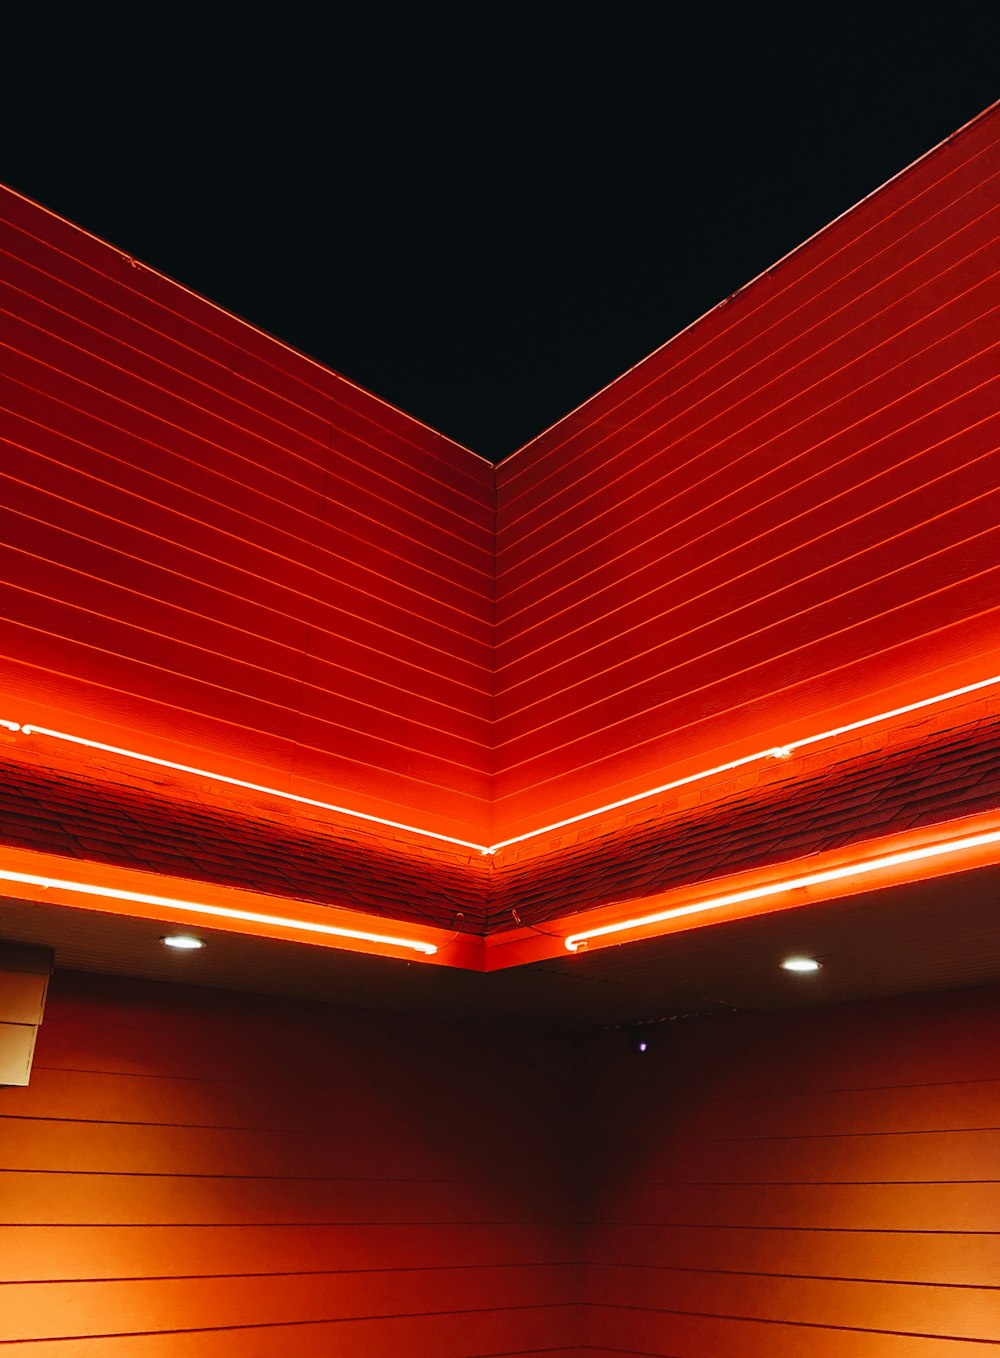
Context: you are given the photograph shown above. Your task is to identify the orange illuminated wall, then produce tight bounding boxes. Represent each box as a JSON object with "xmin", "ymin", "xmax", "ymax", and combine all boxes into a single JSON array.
[
  {"xmin": 0, "ymin": 189, "xmax": 494, "ymax": 844},
  {"xmin": 2, "ymin": 970, "xmax": 997, "ymax": 1354},
  {"xmin": 494, "ymin": 106, "xmax": 1000, "ymax": 838},
  {"xmin": 579, "ymin": 983, "xmax": 1000, "ymax": 1355},
  {"xmin": 0, "ymin": 971, "xmax": 585, "ymax": 1356}
]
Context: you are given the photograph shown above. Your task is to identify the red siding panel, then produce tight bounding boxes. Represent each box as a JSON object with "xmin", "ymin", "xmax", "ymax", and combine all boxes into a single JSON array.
[
  {"xmin": 494, "ymin": 104, "xmax": 1000, "ymax": 838},
  {"xmin": 0, "ymin": 187, "xmax": 494, "ymax": 841}
]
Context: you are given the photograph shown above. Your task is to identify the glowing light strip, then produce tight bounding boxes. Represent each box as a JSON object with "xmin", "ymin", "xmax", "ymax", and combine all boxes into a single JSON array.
[
  {"xmin": 489, "ymin": 673, "xmax": 1000, "ymax": 853},
  {"xmin": 563, "ymin": 826, "xmax": 1000, "ymax": 952},
  {"xmin": 16, "ymin": 725, "xmax": 489, "ymax": 854},
  {"xmin": 6, "ymin": 671, "xmax": 999, "ymax": 857},
  {"xmin": 0, "ymin": 867, "xmax": 438, "ymax": 955}
]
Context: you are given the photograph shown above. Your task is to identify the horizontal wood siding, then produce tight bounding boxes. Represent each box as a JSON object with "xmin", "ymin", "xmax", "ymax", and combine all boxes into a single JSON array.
[
  {"xmin": 0, "ymin": 188, "xmax": 494, "ymax": 841},
  {"xmin": 494, "ymin": 105, "xmax": 1000, "ymax": 838},
  {"xmin": 580, "ymin": 984, "xmax": 1000, "ymax": 1355},
  {"xmin": 1, "ymin": 969, "xmax": 995, "ymax": 1355},
  {"xmin": 0, "ymin": 971, "xmax": 583, "ymax": 1354}
]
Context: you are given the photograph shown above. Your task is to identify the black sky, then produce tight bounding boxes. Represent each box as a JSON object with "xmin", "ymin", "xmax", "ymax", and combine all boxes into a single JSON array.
[{"xmin": 4, "ymin": 6, "xmax": 997, "ymax": 460}]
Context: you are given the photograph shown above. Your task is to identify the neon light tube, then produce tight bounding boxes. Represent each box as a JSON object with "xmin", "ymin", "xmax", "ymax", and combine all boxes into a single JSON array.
[
  {"xmin": 0, "ymin": 867, "xmax": 438, "ymax": 956},
  {"xmin": 491, "ymin": 673, "xmax": 1000, "ymax": 852},
  {"xmin": 8, "ymin": 670, "xmax": 1000, "ymax": 857},
  {"xmin": 17, "ymin": 725, "xmax": 489, "ymax": 854},
  {"xmin": 563, "ymin": 826, "xmax": 1000, "ymax": 952}
]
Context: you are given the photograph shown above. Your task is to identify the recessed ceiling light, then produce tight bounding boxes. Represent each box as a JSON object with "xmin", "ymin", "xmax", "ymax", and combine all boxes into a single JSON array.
[
  {"xmin": 161, "ymin": 935, "xmax": 205, "ymax": 951},
  {"xmin": 781, "ymin": 956, "xmax": 821, "ymax": 973}
]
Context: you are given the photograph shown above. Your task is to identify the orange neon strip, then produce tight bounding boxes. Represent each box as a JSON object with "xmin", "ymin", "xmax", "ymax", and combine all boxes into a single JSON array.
[
  {"xmin": 7, "ymin": 671, "xmax": 1000, "ymax": 855},
  {"xmin": 0, "ymin": 867, "xmax": 438, "ymax": 956},
  {"xmin": 563, "ymin": 825, "xmax": 1000, "ymax": 952}
]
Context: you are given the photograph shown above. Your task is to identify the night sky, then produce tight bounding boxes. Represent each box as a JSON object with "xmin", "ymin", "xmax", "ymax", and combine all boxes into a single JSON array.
[{"xmin": 4, "ymin": 7, "xmax": 997, "ymax": 460}]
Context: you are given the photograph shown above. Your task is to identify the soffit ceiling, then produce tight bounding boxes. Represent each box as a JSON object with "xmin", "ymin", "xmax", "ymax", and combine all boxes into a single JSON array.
[
  {"xmin": 3, "ymin": 861, "xmax": 999, "ymax": 1032},
  {"xmin": 2, "ymin": 699, "xmax": 999, "ymax": 1023}
]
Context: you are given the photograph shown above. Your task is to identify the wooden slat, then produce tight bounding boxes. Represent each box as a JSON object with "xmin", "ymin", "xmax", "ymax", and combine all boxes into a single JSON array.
[
  {"xmin": 0, "ymin": 189, "xmax": 493, "ymax": 502},
  {"xmin": 0, "ymin": 1306, "xmax": 580, "ymax": 1357},
  {"xmin": 587, "ymin": 1078, "xmax": 1000, "ymax": 1145},
  {"xmin": 494, "ymin": 106, "xmax": 1000, "ymax": 835},
  {"xmin": 581, "ymin": 980, "xmax": 1000, "ymax": 1355},
  {"xmin": 492, "ymin": 588, "xmax": 1000, "ymax": 824},
  {"xmin": 499, "ymin": 209, "xmax": 998, "ymax": 562},
  {"xmin": 586, "ymin": 1180, "xmax": 1000, "ymax": 1234},
  {"xmin": 0, "ymin": 180, "xmax": 493, "ymax": 841},
  {"xmin": 585, "ymin": 1224, "xmax": 1000, "ymax": 1288},
  {"xmin": 0, "ymin": 1223, "xmax": 577, "ymax": 1282},
  {"xmin": 496, "ymin": 468, "xmax": 1000, "ymax": 726},
  {"xmin": 0, "ymin": 1265, "xmax": 579, "ymax": 1342},
  {"xmin": 586, "ymin": 1267, "xmax": 999, "ymax": 1343},
  {"xmin": 498, "ymin": 106, "xmax": 1000, "ymax": 506},
  {"xmin": 496, "ymin": 392, "xmax": 999, "ymax": 665},
  {"xmin": 0, "ymin": 263, "xmax": 493, "ymax": 537},
  {"xmin": 0, "ymin": 350, "xmax": 490, "ymax": 613},
  {"xmin": 585, "ymin": 1306, "xmax": 993, "ymax": 1356},
  {"xmin": 0, "ymin": 973, "xmax": 582, "ymax": 1351},
  {"xmin": 0, "ymin": 1170, "xmax": 577, "ymax": 1227},
  {"xmin": 0, "ymin": 420, "xmax": 492, "ymax": 669}
]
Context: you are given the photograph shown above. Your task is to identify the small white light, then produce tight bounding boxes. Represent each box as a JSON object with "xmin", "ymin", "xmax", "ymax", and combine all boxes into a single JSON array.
[
  {"xmin": 771, "ymin": 746, "xmax": 793, "ymax": 760},
  {"xmin": 162, "ymin": 935, "xmax": 205, "ymax": 951},
  {"xmin": 781, "ymin": 956, "xmax": 821, "ymax": 973}
]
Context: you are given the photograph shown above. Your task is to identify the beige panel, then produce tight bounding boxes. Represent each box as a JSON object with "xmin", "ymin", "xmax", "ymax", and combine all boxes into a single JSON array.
[
  {"xmin": 0, "ymin": 1024, "xmax": 38, "ymax": 1087},
  {"xmin": 0, "ymin": 942, "xmax": 52, "ymax": 1085}
]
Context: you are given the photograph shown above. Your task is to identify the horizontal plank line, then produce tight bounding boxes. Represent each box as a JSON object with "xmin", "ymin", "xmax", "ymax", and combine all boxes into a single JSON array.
[
  {"xmin": 497, "ymin": 336, "xmax": 997, "ymax": 604},
  {"xmin": 1, "ymin": 270, "xmax": 493, "ymax": 524},
  {"xmin": 0, "ymin": 1262, "xmax": 580, "ymax": 1286},
  {"xmin": 492, "ymin": 571, "xmax": 1000, "ymax": 763},
  {"xmin": 0, "ymin": 1221, "xmax": 577, "ymax": 1230},
  {"xmin": 7, "ymin": 1116, "xmax": 996, "ymax": 1141},
  {"xmin": 0, "ymin": 1115, "xmax": 440, "ymax": 1134},
  {"xmin": 0, "ymin": 216, "xmax": 490, "ymax": 482},
  {"xmin": 583, "ymin": 1224, "xmax": 1000, "ymax": 1236},
  {"xmin": 591, "ymin": 1301, "xmax": 1000, "ymax": 1344},
  {"xmin": 0, "ymin": 1221, "xmax": 585, "ymax": 1229},
  {"xmin": 600, "ymin": 1126, "xmax": 1000, "ymax": 1145},
  {"xmin": 0, "ymin": 1169, "xmax": 579, "ymax": 1184},
  {"xmin": 496, "ymin": 365, "xmax": 998, "ymax": 633},
  {"xmin": 496, "ymin": 461, "xmax": 999, "ymax": 687},
  {"xmin": 587, "ymin": 1263, "xmax": 999, "ymax": 1290},
  {"xmin": 1, "ymin": 636, "xmax": 492, "ymax": 784},
  {"xmin": 28, "ymin": 1067, "xmax": 1000, "ymax": 1100},
  {"xmin": 601, "ymin": 1179, "xmax": 1000, "ymax": 1187},
  {"xmin": 0, "ymin": 1301, "xmax": 580, "ymax": 1344},
  {"xmin": 501, "ymin": 241, "xmax": 999, "ymax": 535},
  {"xmin": 655, "ymin": 1076, "xmax": 1000, "ymax": 1103},
  {"xmin": 0, "ymin": 379, "xmax": 493, "ymax": 585},
  {"xmin": 3, "ymin": 544, "xmax": 492, "ymax": 689},
  {"xmin": 2, "ymin": 413, "xmax": 492, "ymax": 620},
  {"xmin": 0, "ymin": 489, "xmax": 492, "ymax": 673},
  {"xmin": 499, "ymin": 164, "xmax": 1000, "ymax": 500},
  {"xmin": 1, "ymin": 310, "xmax": 493, "ymax": 554}
]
